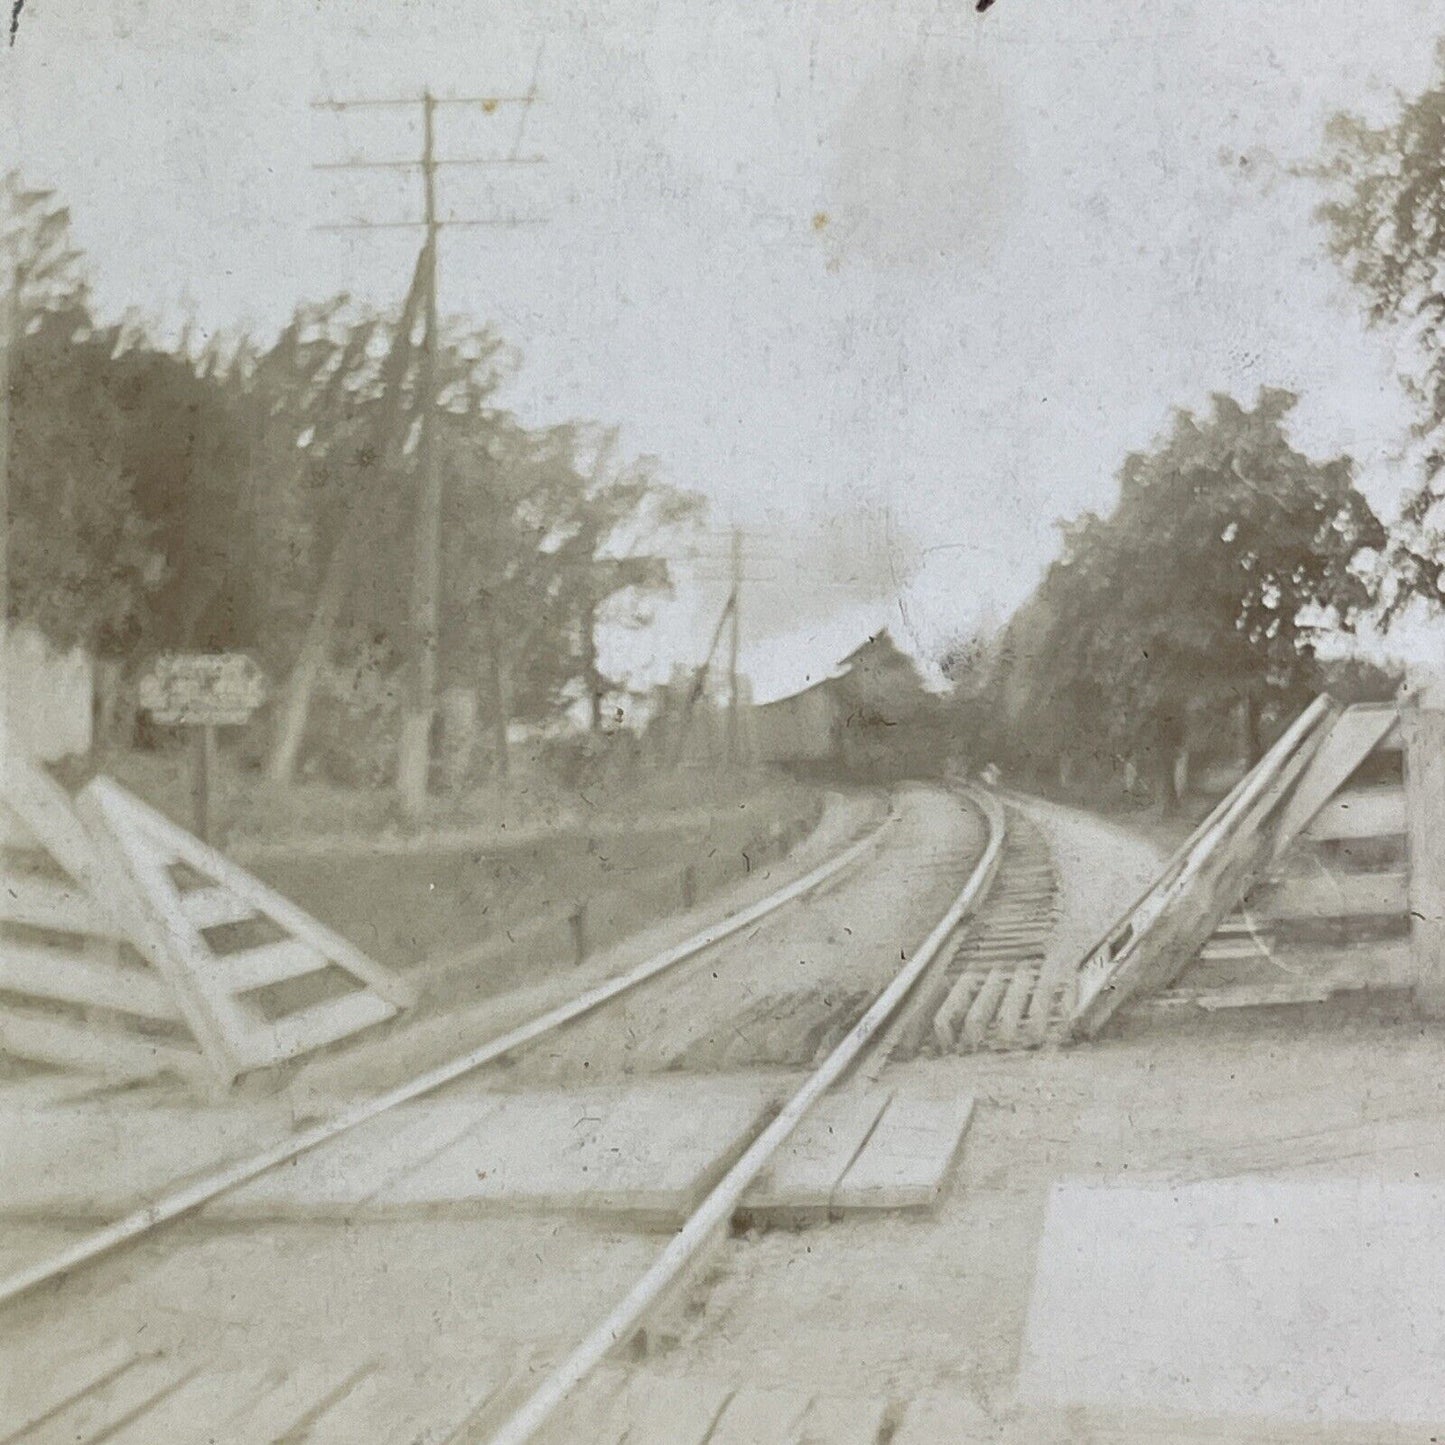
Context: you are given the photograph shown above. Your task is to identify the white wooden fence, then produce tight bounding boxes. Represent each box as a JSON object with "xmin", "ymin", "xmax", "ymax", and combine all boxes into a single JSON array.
[
  {"xmin": 0, "ymin": 751, "xmax": 411, "ymax": 1087},
  {"xmin": 1072, "ymin": 698, "xmax": 1419, "ymax": 1027}
]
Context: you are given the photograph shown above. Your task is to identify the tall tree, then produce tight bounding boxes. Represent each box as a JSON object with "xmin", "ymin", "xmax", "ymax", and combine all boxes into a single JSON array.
[
  {"xmin": 1314, "ymin": 43, "xmax": 1445, "ymax": 610},
  {"xmin": 2, "ymin": 176, "xmax": 160, "ymax": 655},
  {"xmin": 259, "ymin": 259, "xmax": 512, "ymax": 786},
  {"xmin": 997, "ymin": 390, "xmax": 1383, "ymax": 808},
  {"xmin": 441, "ymin": 422, "xmax": 702, "ymax": 770}
]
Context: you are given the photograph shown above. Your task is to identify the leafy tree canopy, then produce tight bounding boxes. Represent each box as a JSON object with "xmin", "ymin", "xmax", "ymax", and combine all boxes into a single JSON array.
[
  {"xmin": 979, "ymin": 389, "xmax": 1383, "ymax": 802},
  {"xmin": 1314, "ymin": 42, "xmax": 1445, "ymax": 609},
  {"xmin": 3, "ymin": 175, "xmax": 161, "ymax": 653}
]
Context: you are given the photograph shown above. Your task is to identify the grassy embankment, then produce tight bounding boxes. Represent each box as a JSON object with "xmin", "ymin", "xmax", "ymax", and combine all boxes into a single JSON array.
[{"xmin": 65, "ymin": 747, "xmax": 825, "ymax": 1009}]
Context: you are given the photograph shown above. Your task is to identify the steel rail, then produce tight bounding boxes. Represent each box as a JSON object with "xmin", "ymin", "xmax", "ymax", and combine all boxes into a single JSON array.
[
  {"xmin": 0, "ymin": 801, "xmax": 896, "ymax": 1310},
  {"xmin": 484, "ymin": 784, "xmax": 1005, "ymax": 1445}
]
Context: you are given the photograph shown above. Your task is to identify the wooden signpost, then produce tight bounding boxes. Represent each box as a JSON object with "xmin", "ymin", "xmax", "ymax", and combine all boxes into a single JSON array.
[{"xmin": 138, "ymin": 654, "xmax": 267, "ymax": 843}]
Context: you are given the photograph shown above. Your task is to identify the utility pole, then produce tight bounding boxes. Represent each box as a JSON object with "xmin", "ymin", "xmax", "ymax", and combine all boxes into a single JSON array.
[
  {"xmin": 266, "ymin": 244, "xmax": 431, "ymax": 788},
  {"xmin": 577, "ymin": 429, "xmax": 618, "ymax": 738},
  {"xmin": 0, "ymin": 262, "xmax": 13, "ymax": 775},
  {"xmin": 309, "ymin": 60, "xmax": 547, "ymax": 819},
  {"xmin": 725, "ymin": 526, "xmax": 742, "ymax": 767},
  {"xmin": 395, "ymin": 91, "xmax": 443, "ymax": 818},
  {"xmin": 669, "ymin": 589, "xmax": 735, "ymax": 771}
]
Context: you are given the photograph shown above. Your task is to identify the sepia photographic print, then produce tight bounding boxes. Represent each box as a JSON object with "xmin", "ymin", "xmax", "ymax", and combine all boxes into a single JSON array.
[{"xmin": 3, "ymin": 1, "xmax": 1445, "ymax": 1440}]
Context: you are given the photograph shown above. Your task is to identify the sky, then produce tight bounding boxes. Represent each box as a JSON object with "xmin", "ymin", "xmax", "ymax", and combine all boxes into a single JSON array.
[{"xmin": 2, "ymin": 0, "xmax": 1441, "ymax": 702}]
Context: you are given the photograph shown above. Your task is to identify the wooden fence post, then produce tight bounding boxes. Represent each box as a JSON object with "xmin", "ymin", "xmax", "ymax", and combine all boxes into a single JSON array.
[
  {"xmin": 1404, "ymin": 677, "xmax": 1445, "ymax": 1017},
  {"xmin": 569, "ymin": 902, "xmax": 588, "ymax": 966}
]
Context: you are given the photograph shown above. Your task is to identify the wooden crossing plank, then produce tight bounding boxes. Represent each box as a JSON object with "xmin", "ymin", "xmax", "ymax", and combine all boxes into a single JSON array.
[
  {"xmin": 17, "ymin": 1354, "xmax": 197, "ymax": 1445},
  {"xmin": 219, "ymin": 937, "xmax": 330, "ymax": 993},
  {"xmin": 209, "ymin": 1100, "xmax": 499, "ymax": 1217},
  {"xmin": 296, "ymin": 1361, "xmax": 503, "ymax": 1445},
  {"xmin": 0, "ymin": 1338, "xmax": 137, "ymax": 1441},
  {"xmin": 1305, "ymin": 786, "xmax": 1406, "ymax": 841},
  {"xmin": 832, "ymin": 1089, "xmax": 975, "ymax": 1211},
  {"xmin": 0, "ymin": 1007, "xmax": 207, "ymax": 1084},
  {"xmin": 101, "ymin": 1365, "xmax": 274, "ymax": 1444},
  {"xmin": 743, "ymin": 1090, "xmax": 891, "ymax": 1212},
  {"xmin": 0, "ymin": 1105, "xmax": 285, "ymax": 1216},
  {"xmin": 0, "ymin": 944, "xmax": 181, "ymax": 1021},
  {"xmin": 373, "ymin": 1078, "xmax": 775, "ymax": 1218},
  {"xmin": 708, "ymin": 1385, "xmax": 814, "ymax": 1443},
  {"xmin": 792, "ymin": 1392, "xmax": 891, "ymax": 1444},
  {"xmin": 593, "ymin": 1371, "xmax": 733, "ymax": 1445}
]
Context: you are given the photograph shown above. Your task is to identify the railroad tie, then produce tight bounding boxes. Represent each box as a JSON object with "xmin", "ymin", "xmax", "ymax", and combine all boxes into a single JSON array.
[
  {"xmin": 933, "ymin": 968, "xmax": 986, "ymax": 1051},
  {"xmin": 960, "ymin": 967, "xmax": 1012, "ymax": 1049},
  {"xmin": 990, "ymin": 966, "xmax": 1037, "ymax": 1048}
]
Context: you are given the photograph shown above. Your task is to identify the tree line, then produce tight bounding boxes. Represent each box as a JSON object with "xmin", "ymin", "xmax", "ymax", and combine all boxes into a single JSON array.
[
  {"xmin": 11, "ymin": 40, "xmax": 1445, "ymax": 811},
  {"xmin": 2, "ymin": 174, "xmax": 702, "ymax": 789},
  {"xmin": 943, "ymin": 389, "xmax": 1390, "ymax": 807},
  {"xmin": 945, "ymin": 51, "xmax": 1445, "ymax": 809}
]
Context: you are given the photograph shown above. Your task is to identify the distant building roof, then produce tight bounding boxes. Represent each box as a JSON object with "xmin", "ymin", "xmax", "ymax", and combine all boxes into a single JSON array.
[{"xmin": 755, "ymin": 628, "xmax": 930, "ymax": 711}]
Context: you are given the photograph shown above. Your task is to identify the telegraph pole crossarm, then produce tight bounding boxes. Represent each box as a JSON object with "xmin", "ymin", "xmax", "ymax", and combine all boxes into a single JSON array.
[{"xmin": 309, "ymin": 69, "xmax": 549, "ymax": 818}]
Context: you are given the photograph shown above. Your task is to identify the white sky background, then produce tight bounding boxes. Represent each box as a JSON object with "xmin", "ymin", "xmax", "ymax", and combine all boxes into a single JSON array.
[{"xmin": 2, "ymin": 0, "xmax": 1441, "ymax": 702}]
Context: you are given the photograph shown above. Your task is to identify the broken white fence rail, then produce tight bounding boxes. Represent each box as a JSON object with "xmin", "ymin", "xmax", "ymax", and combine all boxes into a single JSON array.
[{"xmin": 1070, "ymin": 694, "xmax": 1335, "ymax": 1035}]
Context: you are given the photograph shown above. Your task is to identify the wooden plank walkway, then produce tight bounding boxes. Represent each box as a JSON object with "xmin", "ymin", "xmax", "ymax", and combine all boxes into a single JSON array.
[
  {"xmin": 742, "ymin": 1084, "xmax": 976, "ymax": 1218},
  {"xmin": 194, "ymin": 1078, "xmax": 782, "ymax": 1224},
  {"xmin": 0, "ymin": 1341, "xmax": 510, "ymax": 1445},
  {"xmin": 41, "ymin": 1077, "xmax": 977, "ymax": 1226},
  {"xmin": 529, "ymin": 1366, "xmax": 978, "ymax": 1445}
]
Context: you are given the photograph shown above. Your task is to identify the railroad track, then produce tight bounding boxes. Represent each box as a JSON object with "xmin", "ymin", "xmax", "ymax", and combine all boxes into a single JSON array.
[
  {"xmin": 923, "ymin": 806, "xmax": 1065, "ymax": 1053},
  {"xmin": 0, "ymin": 783, "xmax": 1057, "ymax": 1445}
]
